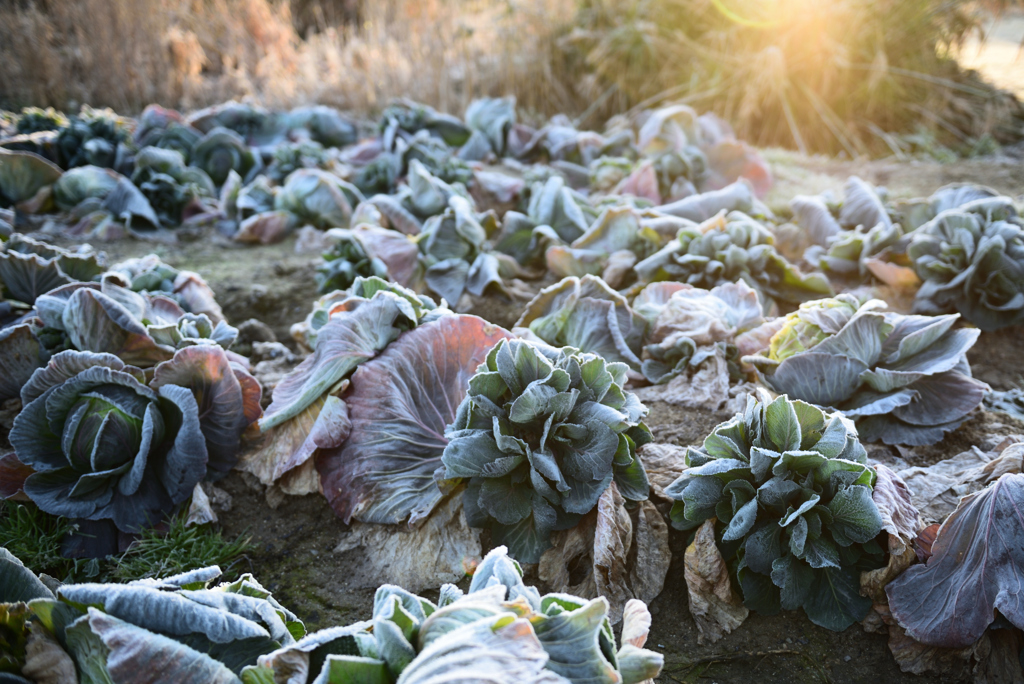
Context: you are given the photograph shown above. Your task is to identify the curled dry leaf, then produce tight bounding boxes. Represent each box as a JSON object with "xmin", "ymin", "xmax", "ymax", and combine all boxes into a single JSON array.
[
  {"xmin": 185, "ymin": 482, "xmax": 218, "ymax": 526},
  {"xmin": 861, "ymin": 466, "xmax": 920, "ymax": 605},
  {"xmin": 871, "ymin": 464, "xmax": 921, "ymax": 550},
  {"xmin": 332, "ymin": 491, "xmax": 481, "ymax": 594},
  {"xmin": 864, "ymin": 257, "xmax": 921, "ymax": 291},
  {"xmin": 897, "ymin": 443, "xmax": 1023, "ymax": 523},
  {"xmin": 636, "ymin": 443, "xmax": 688, "ymax": 499},
  {"xmin": 539, "ymin": 484, "xmax": 671, "ymax": 624},
  {"xmin": 915, "ymin": 524, "xmax": 940, "ymax": 562},
  {"xmin": 683, "ymin": 518, "xmax": 749, "ymax": 645},
  {"xmin": 860, "ymin": 533, "xmax": 917, "ymax": 603},
  {"xmin": 886, "ymin": 619, "xmax": 984, "ymax": 677},
  {"xmin": 21, "ymin": 621, "xmax": 77, "ymax": 684},
  {"xmin": 620, "ymin": 599, "xmax": 652, "ymax": 649}
]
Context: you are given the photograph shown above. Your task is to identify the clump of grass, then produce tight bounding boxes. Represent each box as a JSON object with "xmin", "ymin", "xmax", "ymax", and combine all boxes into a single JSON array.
[
  {"xmin": 0, "ymin": 500, "xmax": 251, "ymax": 584},
  {"xmin": 0, "ymin": 500, "xmax": 99, "ymax": 582},
  {"xmin": 561, "ymin": 0, "xmax": 1024, "ymax": 155},
  {"xmin": 110, "ymin": 513, "xmax": 253, "ymax": 582}
]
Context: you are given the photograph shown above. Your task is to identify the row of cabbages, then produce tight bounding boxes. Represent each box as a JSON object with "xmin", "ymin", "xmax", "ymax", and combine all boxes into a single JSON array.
[
  {"xmin": 3, "ymin": 99, "xmax": 1021, "ymax": 332},
  {"xmin": 0, "ymin": 545, "xmax": 664, "ymax": 684},
  {"xmin": 0, "ymin": 228, "xmax": 1008, "ymax": 632}
]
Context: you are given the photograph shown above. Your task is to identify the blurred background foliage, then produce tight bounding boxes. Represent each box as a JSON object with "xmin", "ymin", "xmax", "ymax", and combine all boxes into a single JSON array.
[{"xmin": 0, "ymin": 0, "xmax": 1022, "ymax": 155}]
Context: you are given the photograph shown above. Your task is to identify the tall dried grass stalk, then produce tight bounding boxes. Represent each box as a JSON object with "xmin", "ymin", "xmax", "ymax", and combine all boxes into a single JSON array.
[{"xmin": 0, "ymin": 0, "xmax": 1019, "ymax": 153}]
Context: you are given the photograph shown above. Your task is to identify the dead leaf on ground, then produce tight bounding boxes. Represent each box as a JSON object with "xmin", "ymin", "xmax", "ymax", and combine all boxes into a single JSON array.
[
  {"xmin": 332, "ymin": 492, "xmax": 481, "ymax": 594},
  {"xmin": 683, "ymin": 518, "xmax": 748, "ymax": 645},
  {"xmin": 539, "ymin": 484, "xmax": 671, "ymax": 624},
  {"xmin": 636, "ymin": 443, "xmax": 688, "ymax": 498},
  {"xmin": 22, "ymin": 622, "xmax": 76, "ymax": 684},
  {"xmin": 897, "ymin": 442, "xmax": 1023, "ymax": 523}
]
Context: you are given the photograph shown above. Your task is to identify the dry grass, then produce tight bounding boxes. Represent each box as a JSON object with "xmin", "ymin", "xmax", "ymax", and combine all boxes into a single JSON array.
[
  {"xmin": 0, "ymin": 0, "xmax": 1020, "ymax": 153},
  {"xmin": 0, "ymin": 0, "xmax": 577, "ymax": 117}
]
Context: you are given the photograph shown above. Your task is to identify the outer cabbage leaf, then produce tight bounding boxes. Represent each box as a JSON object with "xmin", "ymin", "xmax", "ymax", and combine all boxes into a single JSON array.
[
  {"xmin": 396, "ymin": 616, "xmax": 568, "ymax": 684},
  {"xmin": 886, "ymin": 473, "xmax": 1024, "ymax": 648},
  {"xmin": 0, "ymin": 149, "xmax": 62, "ymax": 206},
  {"xmin": 747, "ymin": 297, "xmax": 987, "ymax": 446},
  {"xmin": 275, "ymin": 169, "xmax": 364, "ymax": 230},
  {"xmin": 318, "ymin": 315, "xmax": 511, "ymax": 525},
  {"xmin": 150, "ymin": 345, "xmax": 262, "ymax": 477},
  {"xmin": 82, "ymin": 609, "xmax": 241, "ymax": 684},
  {"xmin": 259, "ymin": 292, "xmax": 420, "ymax": 430},
  {"xmin": 191, "ymin": 127, "xmax": 257, "ymax": 186}
]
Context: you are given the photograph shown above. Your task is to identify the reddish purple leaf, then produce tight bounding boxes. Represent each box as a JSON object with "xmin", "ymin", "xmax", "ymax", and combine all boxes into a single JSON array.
[
  {"xmin": 317, "ymin": 315, "xmax": 510, "ymax": 525},
  {"xmin": 886, "ymin": 473, "xmax": 1024, "ymax": 648}
]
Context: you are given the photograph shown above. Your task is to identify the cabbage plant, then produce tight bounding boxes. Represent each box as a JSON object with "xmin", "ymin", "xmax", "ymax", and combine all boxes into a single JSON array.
[
  {"xmin": 315, "ymin": 232, "xmax": 390, "ymax": 294},
  {"xmin": 253, "ymin": 547, "xmax": 660, "ymax": 684},
  {"xmin": 265, "ymin": 139, "xmax": 329, "ymax": 183},
  {"xmin": 10, "ymin": 343, "xmax": 260, "ymax": 534},
  {"xmin": 637, "ymin": 280, "xmax": 765, "ymax": 384},
  {"xmin": 635, "ymin": 211, "xmax": 833, "ymax": 310},
  {"xmin": 666, "ymin": 392, "xmax": 885, "ymax": 631},
  {"xmin": 132, "ymin": 104, "xmax": 203, "ymax": 161},
  {"xmin": 379, "ymin": 100, "xmax": 472, "ymax": 148},
  {"xmin": 1, "ymin": 547, "xmax": 662, "ymax": 684},
  {"xmin": 52, "ymin": 165, "xmax": 121, "ymax": 211},
  {"xmin": 0, "ymin": 234, "xmax": 105, "ymax": 306},
  {"xmin": 442, "ymin": 339, "xmax": 652, "ymax": 562},
  {"xmin": 745, "ymin": 295, "xmax": 987, "ymax": 445},
  {"xmin": 132, "ymin": 147, "xmax": 216, "ymax": 226},
  {"xmin": 54, "ymin": 107, "xmax": 131, "ymax": 170},
  {"xmin": 417, "ymin": 195, "xmax": 506, "ymax": 306},
  {"xmin": 514, "ymin": 275, "xmax": 646, "ymax": 370},
  {"xmin": 465, "ymin": 96, "xmax": 516, "ymax": 156},
  {"xmin": 190, "ymin": 126, "xmax": 258, "ymax": 186},
  {"xmin": 15, "ymin": 107, "xmax": 66, "ymax": 134},
  {"xmin": 804, "ymin": 220, "xmax": 903, "ymax": 277},
  {"xmin": 274, "ymin": 169, "xmax": 364, "ymax": 230},
  {"xmin": 907, "ymin": 198, "xmax": 1024, "ymax": 331},
  {"xmin": 0, "ymin": 559, "xmax": 303, "ymax": 680}
]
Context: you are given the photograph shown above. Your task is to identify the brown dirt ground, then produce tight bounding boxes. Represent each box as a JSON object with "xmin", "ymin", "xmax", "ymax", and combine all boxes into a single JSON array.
[{"xmin": 23, "ymin": 152, "xmax": 1024, "ymax": 683}]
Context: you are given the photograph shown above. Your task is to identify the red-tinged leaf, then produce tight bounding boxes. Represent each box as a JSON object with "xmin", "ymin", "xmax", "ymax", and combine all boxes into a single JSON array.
[
  {"xmin": 614, "ymin": 161, "xmax": 661, "ymax": 204},
  {"xmin": 259, "ymin": 293, "xmax": 416, "ymax": 431},
  {"xmin": 886, "ymin": 473, "xmax": 1024, "ymax": 648},
  {"xmin": 233, "ymin": 366, "xmax": 264, "ymax": 426},
  {"xmin": 703, "ymin": 140, "xmax": 773, "ymax": 198},
  {"xmin": 0, "ymin": 451, "xmax": 33, "ymax": 500},
  {"xmin": 317, "ymin": 315, "xmax": 511, "ymax": 525},
  {"xmin": 151, "ymin": 346, "xmax": 261, "ymax": 476},
  {"xmin": 915, "ymin": 523, "xmax": 940, "ymax": 562}
]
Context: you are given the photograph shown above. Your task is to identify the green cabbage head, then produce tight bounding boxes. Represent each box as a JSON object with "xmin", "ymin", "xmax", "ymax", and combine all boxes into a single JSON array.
[
  {"xmin": 908, "ymin": 198, "xmax": 1024, "ymax": 331},
  {"xmin": 666, "ymin": 392, "xmax": 885, "ymax": 631},
  {"xmin": 443, "ymin": 339, "xmax": 651, "ymax": 563},
  {"xmin": 10, "ymin": 351, "xmax": 209, "ymax": 532}
]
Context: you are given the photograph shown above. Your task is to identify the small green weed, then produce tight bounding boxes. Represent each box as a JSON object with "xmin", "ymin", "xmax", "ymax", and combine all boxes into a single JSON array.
[
  {"xmin": 111, "ymin": 513, "xmax": 252, "ymax": 582},
  {"xmin": 0, "ymin": 500, "xmax": 252, "ymax": 583}
]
